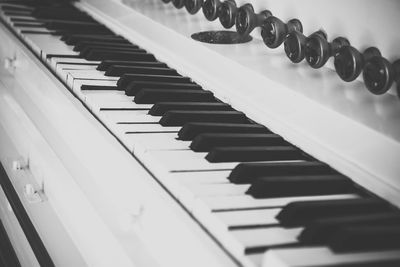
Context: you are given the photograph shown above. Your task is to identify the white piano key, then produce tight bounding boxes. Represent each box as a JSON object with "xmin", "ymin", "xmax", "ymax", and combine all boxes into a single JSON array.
[
  {"xmin": 141, "ymin": 150, "xmax": 238, "ymax": 172},
  {"xmin": 247, "ymin": 253, "xmax": 264, "ymax": 267},
  {"xmin": 99, "ymin": 110, "xmax": 161, "ymax": 124},
  {"xmin": 67, "ymin": 69, "xmax": 118, "ymax": 88},
  {"xmin": 184, "ymin": 183, "xmax": 249, "ymax": 197},
  {"xmin": 23, "ymin": 33, "xmax": 78, "ymax": 59},
  {"xmin": 57, "ymin": 65, "xmax": 96, "ymax": 82},
  {"xmin": 231, "ymin": 227, "xmax": 302, "ymax": 254},
  {"xmin": 82, "ymin": 91, "xmax": 153, "ymax": 114},
  {"xmin": 50, "ymin": 57, "xmax": 100, "ymax": 69},
  {"xmin": 176, "ymin": 183, "xmax": 250, "ymax": 211},
  {"xmin": 114, "ymin": 123, "xmax": 180, "ymax": 134},
  {"xmin": 198, "ymin": 193, "xmax": 360, "ymax": 212},
  {"xmin": 82, "ymin": 91, "xmax": 139, "ymax": 110},
  {"xmin": 90, "ymin": 101, "xmax": 156, "ymax": 114},
  {"xmin": 262, "ymin": 247, "xmax": 400, "ymax": 267},
  {"xmin": 120, "ymin": 132, "xmax": 191, "ymax": 153},
  {"xmin": 169, "ymin": 171, "xmax": 231, "ymax": 185},
  {"xmin": 23, "ymin": 34, "xmax": 42, "ymax": 55},
  {"xmin": 82, "ymin": 90, "xmax": 132, "ymax": 99},
  {"xmin": 72, "ymin": 79, "xmax": 117, "ymax": 94},
  {"xmin": 214, "ymin": 208, "xmax": 281, "ymax": 229},
  {"xmin": 16, "ymin": 27, "xmax": 53, "ymax": 35},
  {"xmin": 58, "ymin": 63, "xmax": 98, "ymax": 70},
  {"xmin": 67, "ymin": 69, "xmax": 110, "ymax": 80}
]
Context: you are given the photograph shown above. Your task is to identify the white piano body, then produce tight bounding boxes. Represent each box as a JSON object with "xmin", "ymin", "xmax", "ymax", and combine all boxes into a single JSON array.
[{"xmin": 0, "ymin": 0, "xmax": 399, "ymax": 266}]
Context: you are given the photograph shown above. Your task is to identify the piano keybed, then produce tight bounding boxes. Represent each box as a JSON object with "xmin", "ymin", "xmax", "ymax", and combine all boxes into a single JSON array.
[{"xmin": 0, "ymin": 0, "xmax": 400, "ymax": 266}]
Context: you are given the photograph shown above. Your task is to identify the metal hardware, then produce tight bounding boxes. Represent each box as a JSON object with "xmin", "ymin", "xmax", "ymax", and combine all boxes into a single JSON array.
[
  {"xmin": 23, "ymin": 183, "xmax": 46, "ymax": 204},
  {"xmin": 12, "ymin": 158, "xmax": 28, "ymax": 171}
]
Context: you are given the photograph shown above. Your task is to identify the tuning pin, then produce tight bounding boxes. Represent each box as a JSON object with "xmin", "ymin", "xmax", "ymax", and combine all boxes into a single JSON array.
[
  {"xmin": 218, "ymin": 0, "xmax": 237, "ymax": 29},
  {"xmin": 334, "ymin": 46, "xmax": 381, "ymax": 82},
  {"xmin": 203, "ymin": 0, "xmax": 221, "ymax": 21},
  {"xmin": 261, "ymin": 16, "xmax": 302, "ymax": 49},
  {"xmin": 172, "ymin": 0, "xmax": 185, "ymax": 8},
  {"xmin": 305, "ymin": 32, "xmax": 350, "ymax": 69},
  {"xmin": 363, "ymin": 55, "xmax": 396, "ymax": 95},
  {"xmin": 235, "ymin": 3, "xmax": 272, "ymax": 36},
  {"xmin": 284, "ymin": 30, "xmax": 307, "ymax": 63},
  {"xmin": 185, "ymin": 0, "xmax": 203, "ymax": 14}
]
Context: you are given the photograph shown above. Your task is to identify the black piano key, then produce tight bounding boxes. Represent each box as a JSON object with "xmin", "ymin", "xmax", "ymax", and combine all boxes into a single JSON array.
[
  {"xmin": 63, "ymin": 35, "xmax": 129, "ymax": 45},
  {"xmin": 29, "ymin": 18, "xmax": 97, "ymax": 24},
  {"xmin": 73, "ymin": 40, "xmax": 140, "ymax": 52},
  {"xmin": 80, "ymin": 85, "xmax": 120, "ymax": 91},
  {"xmin": 56, "ymin": 28, "xmax": 113, "ymax": 35},
  {"xmin": 228, "ymin": 161, "xmax": 334, "ymax": 184},
  {"xmin": 134, "ymin": 89, "xmax": 215, "ymax": 104},
  {"xmin": 117, "ymin": 75, "xmax": 191, "ymax": 90},
  {"xmin": 105, "ymin": 66, "xmax": 178, "ymax": 77},
  {"xmin": 206, "ymin": 146, "xmax": 305, "ymax": 163},
  {"xmin": 159, "ymin": 111, "xmax": 249, "ymax": 127},
  {"xmin": 32, "ymin": 6, "xmax": 81, "ymax": 13},
  {"xmin": 97, "ymin": 61, "xmax": 168, "ymax": 71},
  {"xmin": 299, "ymin": 212, "xmax": 400, "ymax": 245},
  {"xmin": 84, "ymin": 50, "xmax": 155, "ymax": 61},
  {"xmin": 81, "ymin": 48, "xmax": 148, "ymax": 59},
  {"xmin": 328, "ymin": 225, "xmax": 400, "ymax": 252},
  {"xmin": 247, "ymin": 174, "xmax": 356, "ymax": 199},
  {"xmin": 10, "ymin": 17, "xmax": 43, "ymax": 22},
  {"xmin": 190, "ymin": 133, "xmax": 286, "ymax": 152},
  {"xmin": 73, "ymin": 42, "xmax": 140, "ymax": 52},
  {"xmin": 1, "ymin": 5, "xmax": 34, "ymax": 11},
  {"xmin": 33, "ymin": 9, "xmax": 90, "ymax": 20},
  {"xmin": 276, "ymin": 198, "xmax": 392, "ymax": 227},
  {"xmin": 79, "ymin": 46, "xmax": 146, "ymax": 57},
  {"xmin": 148, "ymin": 102, "xmax": 232, "ymax": 116},
  {"xmin": 45, "ymin": 22, "xmax": 107, "ymax": 32},
  {"xmin": 125, "ymin": 81, "xmax": 200, "ymax": 96},
  {"xmin": 3, "ymin": 10, "xmax": 32, "ymax": 16},
  {"xmin": 178, "ymin": 123, "xmax": 271, "ymax": 141},
  {"xmin": 46, "ymin": 54, "xmax": 81, "ymax": 59},
  {"xmin": 13, "ymin": 22, "xmax": 45, "ymax": 28}
]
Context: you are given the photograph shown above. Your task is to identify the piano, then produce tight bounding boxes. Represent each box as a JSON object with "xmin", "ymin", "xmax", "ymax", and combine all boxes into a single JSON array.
[{"xmin": 0, "ymin": 0, "xmax": 399, "ymax": 266}]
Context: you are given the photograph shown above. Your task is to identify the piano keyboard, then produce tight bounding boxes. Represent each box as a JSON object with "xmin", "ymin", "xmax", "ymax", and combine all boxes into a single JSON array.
[{"xmin": 1, "ymin": 1, "xmax": 400, "ymax": 266}]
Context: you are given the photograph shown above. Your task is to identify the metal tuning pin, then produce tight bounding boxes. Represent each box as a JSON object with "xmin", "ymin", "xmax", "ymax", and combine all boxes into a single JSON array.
[
  {"xmin": 185, "ymin": 0, "xmax": 203, "ymax": 14},
  {"xmin": 235, "ymin": 3, "xmax": 272, "ymax": 36},
  {"xmin": 305, "ymin": 32, "xmax": 350, "ymax": 69},
  {"xmin": 284, "ymin": 30, "xmax": 307, "ymax": 63},
  {"xmin": 172, "ymin": 0, "xmax": 185, "ymax": 8},
  {"xmin": 218, "ymin": 0, "xmax": 237, "ymax": 29},
  {"xmin": 334, "ymin": 46, "xmax": 381, "ymax": 82},
  {"xmin": 261, "ymin": 16, "xmax": 302, "ymax": 49},
  {"xmin": 203, "ymin": 0, "xmax": 221, "ymax": 21},
  {"xmin": 363, "ymin": 55, "xmax": 395, "ymax": 95}
]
